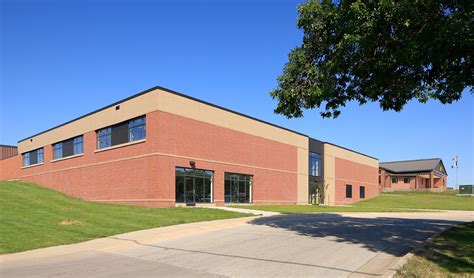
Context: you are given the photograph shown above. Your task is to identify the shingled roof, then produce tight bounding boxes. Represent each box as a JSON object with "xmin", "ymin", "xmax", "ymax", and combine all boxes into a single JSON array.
[{"xmin": 380, "ymin": 158, "xmax": 446, "ymax": 174}]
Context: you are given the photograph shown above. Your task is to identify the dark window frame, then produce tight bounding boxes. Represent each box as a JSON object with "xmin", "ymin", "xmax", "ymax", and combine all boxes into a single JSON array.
[
  {"xmin": 175, "ymin": 167, "xmax": 213, "ymax": 204},
  {"xmin": 359, "ymin": 186, "xmax": 365, "ymax": 199},
  {"xmin": 53, "ymin": 135, "xmax": 84, "ymax": 160},
  {"xmin": 224, "ymin": 172, "xmax": 253, "ymax": 204},
  {"xmin": 128, "ymin": 117, "xmax": 146, "ymax": 142},
  {"xmin": 22, "ymin": 148, "xmax": 44, "ymax": 167},
  {"xmin": 97, "ymin": 127, "xmax": 112, "ymax": 149},
  {"xmin": 403, "ymin": 177, "xmax": 410, "ymax": 184},
  {"xmin": 73, "ymin": 136, "xmax": 84, "ymax": 155},
  {"xmin": 309, "ymin": 152, "xmax": 322, "ymax": 177},
  {"xmin": 345, "ymin": 184, "xmax": 352, "ymax": 198},
  {"xmin": 96, "ymin": 115, "xmax": 146, "ymax": 150},
  {"xmin": 392, "ymin": 176, "xmax": 398, "ymax": 183}
]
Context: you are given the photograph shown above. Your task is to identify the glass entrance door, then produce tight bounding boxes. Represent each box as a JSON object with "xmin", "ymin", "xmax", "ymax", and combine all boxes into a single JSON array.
[
  {"xmin": 185, "ymin": 176, "xmax": 195, "ymax": 204},
  {"xmin": 176, "ymin": 167, "xmax": 213, "ymax": 204}
]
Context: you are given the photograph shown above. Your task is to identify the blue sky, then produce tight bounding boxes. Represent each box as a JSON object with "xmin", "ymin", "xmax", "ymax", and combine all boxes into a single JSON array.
[{"xmin": 1, "ymin": 0, "xmax": 473, "ymax": 186}]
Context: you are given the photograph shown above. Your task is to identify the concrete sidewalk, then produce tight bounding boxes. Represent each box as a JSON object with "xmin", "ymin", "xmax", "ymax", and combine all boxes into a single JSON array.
[
  {"xmin": 208, "ymin": 206, "xmax": 281, "ymax": 217},
  {"xmin": 2, "ymin": 211, "xmax": 472, "ymax": 277},
  {"xmin": 0, "ymin": 216, "xmax": 257, "ymax": 263}
]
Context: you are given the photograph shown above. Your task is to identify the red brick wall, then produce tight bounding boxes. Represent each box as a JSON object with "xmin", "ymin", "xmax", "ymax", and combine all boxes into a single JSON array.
[
  {"xmin": 0, "ymin": 155, "xmax": 21, "ymax": 180},
  {"xmin": 379, "ymin": 169, "xmax": 385, "ymax": 187},
  {"xmin": 384, "ymin": 175, "xmax": 391, "ymax": 188},
  {"xmin": 16, "ymin": 110, "xmax": 298, "ymax": 206},
  {"xmin": 388, "ymin": 176, "xmax": 416, "ymax": 190},
  {"xmin": 433, "ymin": 176, "xmax": 447, "ymax": 189},
  {"xmin": 334, "ymin": 157, "xmax": 379, "ymax": 204}
]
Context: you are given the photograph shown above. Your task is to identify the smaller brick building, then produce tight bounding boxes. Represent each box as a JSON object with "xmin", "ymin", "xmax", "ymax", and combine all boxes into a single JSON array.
[
  {"xmin": 0, "ymin": 145, "xmax": 18, "ymax": 160},
  {"xmin": 379, "ymin": 158, "xmax": 448, "ymax": 191}
]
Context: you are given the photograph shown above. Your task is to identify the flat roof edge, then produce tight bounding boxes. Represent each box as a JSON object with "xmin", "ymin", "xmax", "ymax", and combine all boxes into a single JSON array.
[
  {"xmin": 18, "ymin": 86, "xmax": 160, "ymax": 143},
  {"xmin": 18, "ymin": 85, "xmax": 308, "ymax": 143},
  {"xmin": 324, "ymin": 142, "xmax": 378, "ymax": 160},
  {"xmin": 0, "ymin": 144, "xmax": 18, "ymax": 148}
]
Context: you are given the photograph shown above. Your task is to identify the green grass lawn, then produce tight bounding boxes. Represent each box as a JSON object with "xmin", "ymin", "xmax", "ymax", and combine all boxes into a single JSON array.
[
  {"xmin": 0, "ymin": 181, "xmax": 249, "ymax": 254},
  {"xmin": 355, "ymin": 190, "xmax": 474, "ymax": 211},
  {"xmin": 232, "ymin": 190, "xmax": 474, "ymax": 213},
  {"xmin": 395, "ymin": 221, "xmax": 474, "ymax": 277}
]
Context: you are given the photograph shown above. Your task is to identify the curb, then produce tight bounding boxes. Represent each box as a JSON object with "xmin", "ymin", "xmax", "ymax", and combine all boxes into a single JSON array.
[{"xmin": 382, "ymin": 226, "xmax": 451, "ymax": 277}]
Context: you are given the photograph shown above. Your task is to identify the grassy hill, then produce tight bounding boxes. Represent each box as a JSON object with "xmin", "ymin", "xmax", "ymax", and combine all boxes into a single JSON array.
[
  {"xmin": 0, "ymin": 181, "xmax": 248, "ymax": 254},
  {"xmin": 356, "ymin": 190, "xmax": 474, "ymax": 211},
  {"xmin": 232, "ymin": 190, "xmax": 474, "ymax": 213}
]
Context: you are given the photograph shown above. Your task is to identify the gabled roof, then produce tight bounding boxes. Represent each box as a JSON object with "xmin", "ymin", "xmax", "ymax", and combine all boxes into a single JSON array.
[{"xmin": 380, "ymin": 158, "xmax": 446, "ymax": 175}]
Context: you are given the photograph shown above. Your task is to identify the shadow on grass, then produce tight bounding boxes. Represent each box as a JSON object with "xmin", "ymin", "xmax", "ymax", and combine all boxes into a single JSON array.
[
  {"xmin": 407, "ymin": 221, "xmax": 474, "ymax": 274},
  {"xmin": 249, "ymin": 213, "xmax": 463, "ymax": 258}
]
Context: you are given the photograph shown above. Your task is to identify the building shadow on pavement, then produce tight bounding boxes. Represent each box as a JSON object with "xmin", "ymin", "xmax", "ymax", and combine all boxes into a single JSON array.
[{"xmin": 249, "ymin": 213, "xmax": 462, "ymax": 257}]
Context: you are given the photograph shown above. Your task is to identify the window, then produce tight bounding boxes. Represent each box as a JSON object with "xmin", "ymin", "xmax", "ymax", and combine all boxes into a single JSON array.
[
  {"xmin": 403, "ymin": 177, "xmax": 410, "ymax": 184},
  {"xmin": 360, "ymin": 186, "xmax": 365, "ymax": 199},
  {"xmin": 175, "ymin": 167, "xmax": 213, "ymax": 203},
  {"xmin": 392, "ymin": 177, "xmax": 398, "ymax": 183},
  {"xmin": 309, "ymin": 152, "xmax": 322, "ymax": 176},
  {"xmin": 97, "ymin": 127, "xmax": 112, "ymax": 149},
  {"xmin": 53, "ymin": 135, "xmax": 83, "ymax": 159},
  {"xmin": 346, "ymin": 184, "xmax": 352, "ymax": 198},
  {"xmin": 73, "ymin": 136, "xmax": 84, "ymax": 154},
  {"xmin": 224, "ymin": 173, "xmax": 252, "ymax": 203},
  {"xmin": 96, "ymin": 116, "xmax": 146, "ymax": 149},
  {"xmin": 53, "ymin": 143, "xmax": 62, "ymax": 159},
  {"xmin": 22, "ymin": 148, "xmax": 44, "ymax": 167},
  {"xmin": 22, "ymin": 152, "xmax": 30, "ymax": 167},
  {"xmin": 128, "ymin": 117, "xmax": 146, "ymax": 141}
]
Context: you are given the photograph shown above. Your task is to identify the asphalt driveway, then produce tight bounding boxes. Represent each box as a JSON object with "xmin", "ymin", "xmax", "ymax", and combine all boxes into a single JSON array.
[{"xmin": 1, "ymin": 211, "xmax": 473, "ymax": 277}]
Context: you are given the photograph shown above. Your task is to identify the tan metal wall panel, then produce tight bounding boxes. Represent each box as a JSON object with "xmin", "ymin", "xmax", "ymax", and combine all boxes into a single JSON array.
[
  {"xmin": 323, "ymin": 154, "xmax": 336, "ymax": 205},
  {"xmin": 18, "ymin": 88, "xmax": 308, "ymax": 154},
  {"xmin": 18, "ymin": 91, "xmax": 160, "ymax": 153},
  {"xmin": 324, "ymin": 143, "xmax": 378, "ymax": 168},
  {"xmin": 323, "ymin": 143, "xmax": 378, "ymax": 205},
  {"xmin": 155, "ymin": 89, "xmax": 308, "ymax": 149}
]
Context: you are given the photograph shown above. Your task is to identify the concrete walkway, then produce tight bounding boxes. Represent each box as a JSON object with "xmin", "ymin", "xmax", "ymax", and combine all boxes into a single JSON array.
[
  {"xmin": 208, "ymin": 206, "xmax": 281, "ymax": 217},
  {"xmin": 1, "ymin": 216, "xmax": 258, "ymax": 264},
  {"xmin": 1, "ymin": 211, "xmax": 472, "ymax": 277}
]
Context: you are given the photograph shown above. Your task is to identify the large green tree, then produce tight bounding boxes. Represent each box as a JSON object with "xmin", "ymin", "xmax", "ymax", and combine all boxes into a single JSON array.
[{"xmin": 271, "ymin": 0, "xmax": 473, "ymax": 118}]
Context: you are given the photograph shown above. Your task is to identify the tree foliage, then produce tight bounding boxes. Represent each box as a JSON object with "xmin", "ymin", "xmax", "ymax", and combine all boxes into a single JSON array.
[{"xmin": 271, "ymin": 0, "xmax": 473, "ymax": 118}]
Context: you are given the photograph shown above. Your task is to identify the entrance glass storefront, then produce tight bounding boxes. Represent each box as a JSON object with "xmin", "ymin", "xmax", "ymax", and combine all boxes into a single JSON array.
[
  {"xmin": 224, "ymin": 172, "xmax": 252, "ymax": 203},
  {"xmin": 308, "ymin": 178, "xmax": 325, "ymax": 205},
  {"xmin": 176, "ymin": 167, "xmax": 213, "ymax": 204}
]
